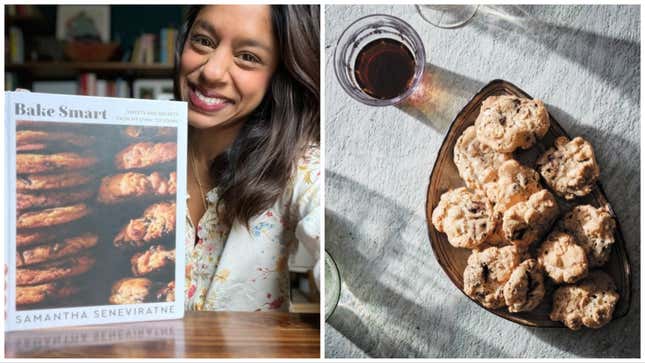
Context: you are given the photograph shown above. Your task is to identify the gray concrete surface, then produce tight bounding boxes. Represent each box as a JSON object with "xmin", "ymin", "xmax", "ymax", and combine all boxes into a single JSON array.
[{"xmin": 324, "ymin": 5, "xmax": 640, "ymax": 358}]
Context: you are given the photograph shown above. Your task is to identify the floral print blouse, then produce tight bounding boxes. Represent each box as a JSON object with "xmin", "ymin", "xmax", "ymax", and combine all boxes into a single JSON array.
[{"xmin": 184, "ymin": 146, "xmax": 320, "ymax": 311}]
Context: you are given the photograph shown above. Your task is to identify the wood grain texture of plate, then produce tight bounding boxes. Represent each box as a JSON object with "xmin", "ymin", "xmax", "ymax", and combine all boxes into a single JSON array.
[{"xmin": 425, "ymin": 79, "xmax": 632, "ymax": 328}]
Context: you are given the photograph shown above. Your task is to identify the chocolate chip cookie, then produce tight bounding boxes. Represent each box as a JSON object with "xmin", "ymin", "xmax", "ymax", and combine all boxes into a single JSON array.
[
  {"xmin": 537, "ymin": 136, "xmax": 599, "ymax": 199},
  {"xmin": 502, "ymin": 189, "xmax": 559, "ymax": 248},
  {"xmin": 453, "ymin": 126, "xmax": 511, "ymax": 191},
  {"xmin": 114, "ymin": 201, "xmax": 176, "ymax": 248},
  {"xmin": 538, "ymin": 231, "xmax": 588, "ymax": 284},
  {"xmin": 16, "ymin": 130, "xmax": 95, "ymax": 150},
  {"xmin": 17, "ymin": 187, "xmax": 95, "ymax": 212},
  {"xmin": 98, "ymin": 171, "xmax": 177, "ymax": 204},
  {"xmin": 109, "ymin": 277, "xmax": 154, "ymax": 305},
  {"xmin": 550, "ymin": 271, "xmax": 619, "ymax": 330},
  {"xmin": 155, "ymin": 281, "xmax": 175, "ymax": 302},
  {"xmin": 463, "ymin": 245, "xmax": 520, "ymax": 309},
  {"xmin": 16, "ymin": 230, "xmax": 60, "ymax": 248},
  {"xmin": 16, "ymin": 233, "xmax": 98, "ymax": 267},
  {"xmin": 17, "ymin": 203, "xmax": 90, "ymax": 229},
  {"xmin": 432, "ymin": 187, "xmax": 498, "ymax": 249},
  {"xmin": 16, "ymin": 152, "xmax": 98, "ymax": 174},
  {"xmin": 561, "ymin": 205, "xmax": 616, "ymax": 267},
  {"xmin": 121, "ymin": 126, "xmax": 175, "ymax": 140},
  {"xmin": 114, "ymin": 142, "xmax": 177, "ymax": 170},
  {"xmin": 16, "ymin": 254, "xmax": 96, "ymax": 286},
  {"xmin": 16, "ymin": 280, "xmax": 81, "ymax": 306},
  {"xmin": 490, "ymin": 160, "xmax": 542, "ymax": 215},
  {"xmin": 474, "ymin": 95, "xmax": 550, "ymax": 153},
  {"xmin": 503, "ymin": 259, "xmax": 545, "ymax": 312},
  {"xmin": 16, "ymin": 171, "xmax": 95, "ymax": 191},
  {"xmin": 131, "ymin": 245, "xmax": 176, "ymax": 276}
]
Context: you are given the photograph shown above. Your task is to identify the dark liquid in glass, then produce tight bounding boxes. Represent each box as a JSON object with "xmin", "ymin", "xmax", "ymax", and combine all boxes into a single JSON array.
[{"xmin": 354, "ymin": 38, "xmax": 416, "ymax": 100}]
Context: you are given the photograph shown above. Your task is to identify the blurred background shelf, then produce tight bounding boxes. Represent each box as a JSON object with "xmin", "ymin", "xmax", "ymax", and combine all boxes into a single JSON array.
[
  {"xmin": 5, "ymin": 4, "xmax": 185, "ymax": 98},
  {"xmin": 6, "ymin": 62, "xmax": 174, "ymax": 79}
]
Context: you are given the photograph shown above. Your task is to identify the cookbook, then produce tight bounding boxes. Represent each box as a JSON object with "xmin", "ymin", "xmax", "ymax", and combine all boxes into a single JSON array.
[{"xmin": 5, "ymin": 91, "xmax": 187, "ymax": 331}]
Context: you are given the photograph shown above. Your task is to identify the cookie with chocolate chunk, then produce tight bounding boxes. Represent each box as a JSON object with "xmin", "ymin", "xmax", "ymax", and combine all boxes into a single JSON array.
[
  {"xmin": 114, "ymin": 142, "xmax": 177, "ymax": 170},
  {"xmin": 17, "ymin": 203, "xmax": 90, "ymax": 229},
  {"xmin": 502, "ymin": 189, "xmax": 559, "ymax": 248},
  {"xmin": 109, "ymin": 277, "xmax": 154, "ymax": 305},
  {"xmin": 453, "ymin": 126, "xmax": 511, "ymax": 191},
  {"xmin": 550, "ymin": 271, "xmax": 619, "ymax": 330},
  {"xmin": 16, "ymin": 233, "xmax": 98, "ymax": 267},
  {"xmin": 537, "ymin": 136, "xmax": 599, "ymax": 200},
  {"xmin": 432, "ymin": 187, "xmax": 498, "ymax": 249},
  {"xmin": 16, "ymin": 130, "xmax": 95, "ymax": 151},
  {"xmin": 503, "ymin": 259, "xmax": 545, "ymax": 312},
  {"xmin": 114, "ymin": 201, "xmax": 176, "ymax": 248},
  {"xmin": 98, "ymin": 171, "xmax": 176, "ymax": 204},
  {"xmin": 131, "ymin": 245, "xmax": 176, "ymax": 277},
  {"xmin": 16, "ymin": 280, "xmax": 81, "ymax": 306},
  {"xmin": 16, "ymin": 171, "xmax": 95, "ymax": 191},
  {"xmin": 475, "ymin": 95, "xmax": 549, "ymax": 153},
  {"xmin": 16, "ymin": 254, "xmax": 96, "ymax": 286},
  {"xmin": 490, "ymin": 160, "xmax": 541, "ymax": 216},
  {"xmin": 17, "ymin": 187, "xmax": 95, "ymax": 212},
  {"xmin": 561, "ymin": 205, "xmax": 616, "ymax": 267},
  {"xmin": 16, "ymin": 152, "xmax": 97, "ymax": 174},
  {"xmin": 538, "ymin": 231, "xmax": 588, "ymax": 284},
  {"xmin": 463, "ymin": 245, "xmax": 520, "ymax": 309},
  {"xmin": 156, "ymin": 281, "xmax": 176, "ymax": 302}
]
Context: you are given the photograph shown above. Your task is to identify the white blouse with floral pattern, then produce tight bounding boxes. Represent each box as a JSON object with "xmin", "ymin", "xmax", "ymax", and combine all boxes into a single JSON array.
[{"xmin": 184, "ymin": 147, "xmax": 320, "ymax": 311}]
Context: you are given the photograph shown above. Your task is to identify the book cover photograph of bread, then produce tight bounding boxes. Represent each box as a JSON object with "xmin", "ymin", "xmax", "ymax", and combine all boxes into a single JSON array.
[{"xmin": 5, "ymin": 91, "xmax": 187, "ymax": 331}]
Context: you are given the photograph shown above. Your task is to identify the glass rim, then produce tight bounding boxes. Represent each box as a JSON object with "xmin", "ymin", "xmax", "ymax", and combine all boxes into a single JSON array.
[
  {"xmin": 324, "ymin": 250, "xmax": 341, "ymax": 321},
  {"xmin": 415, "ymin": 4, "xmax": 480, "ymax": 29},
  {"xmin": 333, "ymin": 13, "xmax": 426, "ymax": 107}
]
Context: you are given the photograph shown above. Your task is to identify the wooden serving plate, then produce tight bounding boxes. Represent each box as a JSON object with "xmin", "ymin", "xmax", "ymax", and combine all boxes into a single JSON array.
[{"xmin": 425, "ymin": 79, "xmax": 632, "ymax": 327}]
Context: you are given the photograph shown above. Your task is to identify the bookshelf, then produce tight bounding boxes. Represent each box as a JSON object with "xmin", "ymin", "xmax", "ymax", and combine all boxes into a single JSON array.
[
  {"xmin": 6, "ymin": 62, "xmax": 174, "ymax": 79},
  {"xmin": 5, "ymin": 5, "xmax": 185, "ymax": 97}
]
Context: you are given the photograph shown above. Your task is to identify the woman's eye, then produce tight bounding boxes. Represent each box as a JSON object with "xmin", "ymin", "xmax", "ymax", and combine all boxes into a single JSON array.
[
  {"xmin": 191, "ymin": 35, "xmax": 213, "ymax": 48},
  {"xmin": 239, "ymin": 53, "xmax": 261, "ymax": 64}
]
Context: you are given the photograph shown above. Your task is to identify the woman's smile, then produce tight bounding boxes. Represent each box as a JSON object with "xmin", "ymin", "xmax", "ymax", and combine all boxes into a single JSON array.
[{"xmin": 188, "ymin": 85, "xmax": 234, "ymax": 113}]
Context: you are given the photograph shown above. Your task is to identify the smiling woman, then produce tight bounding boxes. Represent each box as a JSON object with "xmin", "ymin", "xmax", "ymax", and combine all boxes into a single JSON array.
[{"xmin": 173, "ymin": 5, "xmax": 320, "ymax": 312}]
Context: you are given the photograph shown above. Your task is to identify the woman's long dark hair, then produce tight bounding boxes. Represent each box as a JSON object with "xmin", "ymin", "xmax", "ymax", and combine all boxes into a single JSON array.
[{"xmin": 174, "ymin": 5, "xmax": 320, "ymax": 228}]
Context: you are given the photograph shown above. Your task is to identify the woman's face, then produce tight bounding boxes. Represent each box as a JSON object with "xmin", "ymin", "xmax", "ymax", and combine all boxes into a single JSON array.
[{"xmin": 179, "ymin": 5, "xmax": 279, "ymax": 129}]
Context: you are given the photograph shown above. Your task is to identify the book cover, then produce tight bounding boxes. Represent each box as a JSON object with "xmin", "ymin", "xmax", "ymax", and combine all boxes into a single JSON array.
[{"xmin": 5, "ymin": 91, "xmax": 187, "ymax": 331}]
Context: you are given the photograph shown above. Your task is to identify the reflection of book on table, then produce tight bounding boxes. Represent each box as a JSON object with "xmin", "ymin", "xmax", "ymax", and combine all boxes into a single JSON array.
[
  {"xmin": 5, "ymin": 91, "xmax": 188, "ymax": 331},
  {"xmin": 5, "ymin": 318, "xmax": 185, "ymax": 356}
]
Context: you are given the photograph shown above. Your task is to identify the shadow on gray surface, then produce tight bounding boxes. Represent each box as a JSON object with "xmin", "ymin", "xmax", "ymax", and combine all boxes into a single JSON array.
[
  {"xmin": 472, "ymin": 5, "xmax": 640, "ymax": 104},
  {"xmin": 325, "ymin": 170, "xmax": 510, "ymax": 358},
  {"xmin": 548, "ymin": 104, "xmax": 641, "ymax": 244},
  {"xmin": 325, "ymin": 111, "xmax": 641, "ymax": 357},
  {"xmin": 523, "ymin": 105, "xmax": 640, "ymax": 358},
  {"xmin": 395, "ymin": 64, "xmax": 485, "ymax": 133}
]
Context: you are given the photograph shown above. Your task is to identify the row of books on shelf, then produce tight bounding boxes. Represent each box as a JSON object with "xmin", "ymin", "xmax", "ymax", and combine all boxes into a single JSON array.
[
  {"xmin": 78, "ymin": 74, "xmax": 131, "ymax": 97},
  {"xmin": 130, "ymin": 28, "xmax": 177, "ymax": 65},
  {"xmin": 7, "ymin": 27, "xmax": 177, "ymax": 66},
  {"xmin": 5, "ymin": 73, "xmax": 174, "ymax": 100},
  {"xmin": 6, "ymin": 5, "xmax": 41, "ymax": 17},
  {"xmin": 4, "ymin": 74, "xmax": 131, "ymax": 97},
  {"xmin": 8, "ymin": 27, "xmax": 25, "ymax": 64}
]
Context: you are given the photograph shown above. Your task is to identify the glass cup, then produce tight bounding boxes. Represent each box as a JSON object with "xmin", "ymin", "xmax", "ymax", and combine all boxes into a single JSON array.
[
  {"xmin": 333, "ymin": 14, "xmax": 426, "ymax": 107},
  {"xmin": 324, "ymin": 250, "xmax": 341, "ymax": 321},
  {"xmin": 416, "ymin": 5, "xmax": 479, "ymax": 29}
]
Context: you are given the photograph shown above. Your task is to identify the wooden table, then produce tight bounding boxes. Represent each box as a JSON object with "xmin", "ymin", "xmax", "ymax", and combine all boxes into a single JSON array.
[{"xmin": 5, "ymin": 311, "xmax": 320, "ymax": 358}]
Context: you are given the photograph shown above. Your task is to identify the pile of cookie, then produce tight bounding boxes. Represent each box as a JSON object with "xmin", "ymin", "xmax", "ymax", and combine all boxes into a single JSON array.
[
  {"xmin": 432, "ymin": 95, "xmax": 619, "ymax": 330},
  {"xmin": 14, "ymin": 122, "xmax": 99, "ymax": 309},
  {"xmin": 97, "ymin": 126, "xmax": 178, "ymax": 305}
]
